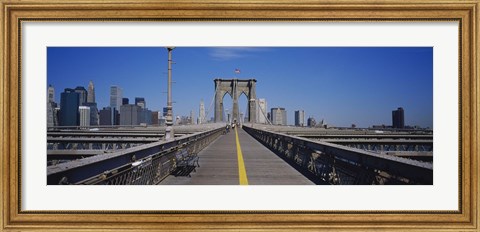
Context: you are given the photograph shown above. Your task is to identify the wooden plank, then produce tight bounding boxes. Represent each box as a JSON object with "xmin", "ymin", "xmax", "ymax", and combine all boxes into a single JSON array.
[{"xmin": 160, "ymin": 128, "xmax": 314, "ymax": 185}]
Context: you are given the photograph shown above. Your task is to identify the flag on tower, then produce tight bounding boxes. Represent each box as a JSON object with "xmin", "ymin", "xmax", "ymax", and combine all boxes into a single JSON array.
[{"xmin": 234, "ymin": 68, "xmax": 241, "ymax": 74}]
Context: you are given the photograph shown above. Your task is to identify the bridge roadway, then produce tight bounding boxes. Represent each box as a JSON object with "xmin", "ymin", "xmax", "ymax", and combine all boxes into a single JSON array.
[{"xmin": 160, "ymin": 127, "xmax": 314, "ymax": 185}]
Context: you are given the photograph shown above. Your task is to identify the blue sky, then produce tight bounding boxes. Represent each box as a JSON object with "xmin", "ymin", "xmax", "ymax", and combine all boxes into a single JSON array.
[{"xmin": 47, "ymin": 47, "xmax": 433, "ymax": 128}]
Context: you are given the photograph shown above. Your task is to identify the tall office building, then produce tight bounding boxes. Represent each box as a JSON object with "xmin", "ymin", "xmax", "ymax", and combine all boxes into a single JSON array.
[
  {"xmin": 110, "ymin": 86, "xmax": 122, "ymax": 125},
  {"xmin": 122, "ymin": 98, "xmax": 129, "ymax": 105},
  {"xmin": 257, "ymin": 98, "xmax": 268, "ymax": 124},
  {"xmin": 87, "ymin": 80, "xmax": 95, "ymax": 103},
  {"xmin": 271, "ymin": 107, "xmax": 287, "ymax": 126},
  {"xmin": 151, "ymin": 111, "xmax": 159, "ymax": 125},
  {"xmin": 84, "ymin": 102, "xmax": 99, "ymax": 126},
  {"xmin": 74, "ymin": 86, "xmax": 87, "ymax": 106},
  {"xmin": 163, "ymin": 107, "xmax": 168, "ymax": 117},
  {"xmin": 59, "ymin": 88, "xmax": 79, "ymax": 126},
  {"xmin": 138, "ymin": 108, "xmax": 152, "ymax": 125},
  {"xmin": 190, "ymin": 110, "xmax": 195, "ymax": 124},
  {"xmin": 307, "ymin": 117, "xmax": 317, "ymax": 127},
  {"xmin": 99, "ymin": 107, "xmax": 117, "ymax": 126},
  {"xmin": 110, "ymin": 86, "xmax": 123, "ymax": 109},
  {"xmin": 47, "ymin": 102, "xmax": 55, "ymax": 127},
  {"xmin": 294, "ymin": 110, "xmax": 305, "ymax": 127},
  {"xmin": 47, "ymin": 85, "xmax": 57, "ymax": 127},
  {"xmin": 198, "ymin": 100, "xmax": 206, "ymax": 124},
  {"xmin": 47, "ymin": 85, "xmax": 55, "ymax": 103},
  {"xmin": 79, "ymin": 106, "xmax": 91, "ymax": 127},
  {"xmin": 120, "ymin": 104, "xmax": 141, "ymax": 126},
  {"xmin": 135, "ymin": 97, "xmax": 146, "ymax": 109},
  {"xmin": 392, "ymin": 107, "xmax": 405, "ymax": 129}
]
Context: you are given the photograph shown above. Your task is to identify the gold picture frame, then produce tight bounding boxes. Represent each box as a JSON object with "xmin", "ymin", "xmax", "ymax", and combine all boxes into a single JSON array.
[{"xmin": 1, "ymin": 0, "xmax": 478, "ymax": 231}]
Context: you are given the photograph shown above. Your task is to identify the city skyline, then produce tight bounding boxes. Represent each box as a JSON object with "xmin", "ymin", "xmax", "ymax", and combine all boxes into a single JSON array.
[{"xmin": 47, "ymin": 47, "xmax": 433, "ymax": 128}]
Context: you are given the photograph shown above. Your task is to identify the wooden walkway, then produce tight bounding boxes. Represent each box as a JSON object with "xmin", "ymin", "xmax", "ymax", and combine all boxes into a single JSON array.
[{"xmin": 160, "ymin": 127, "xmax": 314, "ymax": 185}]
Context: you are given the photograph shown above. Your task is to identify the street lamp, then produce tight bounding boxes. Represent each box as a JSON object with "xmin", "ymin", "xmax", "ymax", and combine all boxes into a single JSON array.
[{"xmin": 164, "ymin": 47, "xmax": 175, "ymax": 140}]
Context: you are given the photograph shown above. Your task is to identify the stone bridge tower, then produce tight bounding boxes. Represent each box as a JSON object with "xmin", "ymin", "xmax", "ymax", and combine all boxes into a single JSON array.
[{"xmin": 214, "ymin": 79, "xmax": 257, "ymax": 123}]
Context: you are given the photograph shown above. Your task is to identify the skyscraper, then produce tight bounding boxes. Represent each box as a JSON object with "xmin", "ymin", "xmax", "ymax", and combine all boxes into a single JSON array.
[
  {"xmin": 163, "ymin": 107, "xmax": 168, "ymax": 117},
  {"xmin": 59, "ymin": 88, "xmax": 79, "ymax": 126},
  {"xmin": 151, "ymin": 111, "xmax": 159, "ymax": 125},
  {"xmin": 198, "ymin": 100, "xmax": 205, "ymax": 124},
  {"xmin": 122, "ymin": 98, "xmax": 129, "ymax": 105},
  {"xmin": 84, "ymin": 102, "xmax": 99, "ymax": 126},
  {"xmin": 87, "ymin": 80, "xmax": 95, "ymax": 103},
  {"xmin": 138, "ymin": 108, "xmax": 152, "ymax": 125},
  {"xmin": 79, "ymin": 106, "xmax": 91, "ymax": 127},
  {"xmin": 110, "ymin": 86, "xmax": 122, "ymax": 109},
  {"xmin": 99, "ymin": 107, "xmax": 116, "ymax": 126},
  {"xmin": 110, "ymin": 86, "xmax": 122, "ymax": 125},
  {"xmin": 74, "ymin": 86, "xmax": 87, "ymax": 106},
  {"xmin": 294, "ymin": 110, "xmax": 305, "ymax": 127},
  {"xmin": 47, "ymin": 84, "xmax": 55, "ymax": 103},
  {"xmin": 190, "ymin": 110, "xmax": 195, "ymax": 124},
  {"xmin": 135, "ymin": 97, "xmax": 146, "ymax": 109},
  {"xmin": 307, "ymin": 116, "xmax": 317, "ymax": 127},
  {"xmin": 257, "ymin": 98, "xmax": 268, "ymax": 124},
  {"xmin": 120, "ymin": 104, "xmax": 141, "ymax": 126},
  {"xmin": 47, "ymin": 85, "xmax": 57, "ymax": 127},
  {"xmin": 271, "ymin": 107, "xmax": 287, "ymax": 126},
  {"xmin": 392, "ymin": 107, "xmax": 405, "ymax": 128},
  {"xmin": 47, "ymin": 102, "xmax": 55, "ymax": 127}
]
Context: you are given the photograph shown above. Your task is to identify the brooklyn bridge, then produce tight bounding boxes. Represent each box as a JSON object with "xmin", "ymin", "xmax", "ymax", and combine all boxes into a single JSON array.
[{"xmin": 47, "ymin": 119, "xmax": 433, "ymax": 185}]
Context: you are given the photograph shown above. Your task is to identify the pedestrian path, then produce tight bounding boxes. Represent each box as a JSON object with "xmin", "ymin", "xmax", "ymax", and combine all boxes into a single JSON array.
[{"xmin": 159, "ymin": 127, "xmax": 314, "ymax": 185}]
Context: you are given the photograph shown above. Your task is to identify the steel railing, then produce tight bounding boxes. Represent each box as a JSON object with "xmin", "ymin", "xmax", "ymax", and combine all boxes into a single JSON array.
[
  {"xmin": 47, "ymin": 125, "xmax": 224, "ymax": 185},
  {"xmin": 243, "ymin": 125, "xmax": 433, "ymax": 185}
]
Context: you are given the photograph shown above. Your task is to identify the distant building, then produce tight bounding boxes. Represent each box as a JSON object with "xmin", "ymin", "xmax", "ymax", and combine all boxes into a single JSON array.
[
  {"xmin": 151, "ymin": 111, "xmax": 159, "ymax": 125},
  {"xmin": 319, "ymin": 119, "xmax": 327, "ymax": 128},
  {"xmin": 120, "ymin": 104, "xmax": 141, "ymax": 126},
  {"xmin": 163, "ymin": 107, "xmax": 168, "ymax": 117},
  {"xmin": 74, "ymin": 86, "xmax": 87, "ymax": 106},
  {"xmin": 99, "ymin": 107, "xmax": 117, "ymax": 126},
  {"xmin": 47, "ymin": 102, "xmax": 56, "ymax": 127},
  {"xmin": 84, "ymin": 102, "xmax": 99, "ymax": 126},
  {"xmin": 79, "ymin": 106, "xmax": 91, "ymax": 127},
  {"xmin": 271, "ymin": 107, "xmax": 287, "ymax": 126},
  {"xmin": 257, "ymin": 98, "xmax": 268, "ymax": 124},
  {"xmin": 122, "ymin": 98, "xmax": 129, "ymax": 105},
  {"xmin": 190, "ymin": 110, "xmax": 195, "ymax": 124},
  {"xmin": 159, "ymin": 116, "xmax": 166, "ymax": 126},
  {"xmin": 110, "ymin": 86, "xmax": 122, "ymax": 125},
  {"xmin": 135, "ymin": 97, "xmax": 146, "ymax": 109},
  {"xmin": 198, "ymin": 100, "xmax": 206, "ymax": 124},
  {"xmin": 307, "ymin": 116, "xmax": 316, "ymax": 127},
  {"xmin": 47, "ymin": 85, "xmax": 55, "ymax": 103},
  {"xmin": 54, "ymin": 107, "xmax": 60, "ymax": 126},
  {"xmin": 59, "ymin": 88, "xmax": 79, "ymax": 126},
  {"xmin": 47, "ymin": 85, "xmax": 57, "ymax": 127},
  {"xmin": 138, "ymin": 108, "xmax": 152, "ymax": 125},
  {"xmin": 87, "ymin": 80, "xmax": 95, "ymax": 103},
  {"xmin": 392, "ymin": 107, "xmax": 405, "ymax": 128},
  {"xmin": 175, "ymin": 115, "xmax": 181, "ymax": 125},
  {"xmin": 294, "ymin": 110, "xmax": 305, "ymax": 127},
  {"xmin": 110, "ymin": 86, "xmax": 122, "ymax": 109}
]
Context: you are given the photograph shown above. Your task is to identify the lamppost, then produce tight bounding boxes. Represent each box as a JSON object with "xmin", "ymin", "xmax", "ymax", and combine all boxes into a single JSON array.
[{"xmin": 164, "ymin": 47, "xmax": 175, "ymax": 140}]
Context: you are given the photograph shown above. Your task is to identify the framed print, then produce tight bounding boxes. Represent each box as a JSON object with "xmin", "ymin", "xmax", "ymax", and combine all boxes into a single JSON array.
[{"xmin": 1, "ymin": 0, "xmax": 478, "ymax": 231}]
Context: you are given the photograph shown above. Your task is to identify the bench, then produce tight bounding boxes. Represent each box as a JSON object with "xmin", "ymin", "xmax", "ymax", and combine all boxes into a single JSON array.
[{"xmin": 173, "ymin": 148, "xmax": 199, "ymax": 177}]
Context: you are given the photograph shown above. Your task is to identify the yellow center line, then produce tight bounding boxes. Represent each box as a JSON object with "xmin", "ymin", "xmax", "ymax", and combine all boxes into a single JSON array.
[{"xmin": 234, "ymin": 127, "xmax": 249, "ymax": 185}]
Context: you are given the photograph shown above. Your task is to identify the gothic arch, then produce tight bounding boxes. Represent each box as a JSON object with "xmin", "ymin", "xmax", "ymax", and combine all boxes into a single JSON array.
[{"xmin": 214, "ymin": 79, "xmax": 257, "ymax": 123}]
